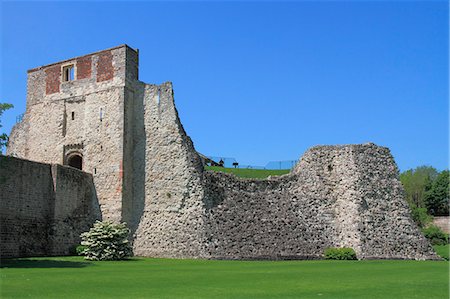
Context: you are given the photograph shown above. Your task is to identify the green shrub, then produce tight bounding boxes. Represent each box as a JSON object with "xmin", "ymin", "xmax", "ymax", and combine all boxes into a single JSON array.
[
  {"xmin": 433, "ymin": 244, "xmax": 449, "ymax": 261},
  {"xmin": 76, "ymin": 245, "xmax": 87, "ymax": 256},
  {"xmin": 80, "ymin": 221, "xmax": 132, "ymax": 261},
  {"xmin": 324, "ymin": 247, "xmax": 357, "ymax": 260},
  {"xmin": 410, "ymin": 205, "xmax": 432, "ymax": 228},
  {"xmin": 422, "ymin": 225, "xmax": 449, "ymax": 245}
]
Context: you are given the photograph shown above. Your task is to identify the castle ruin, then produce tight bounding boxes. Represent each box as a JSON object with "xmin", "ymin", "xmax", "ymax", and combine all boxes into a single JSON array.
[{"xmin": 2, "ymin": 45, "xmax": 438, "ymax": 260}]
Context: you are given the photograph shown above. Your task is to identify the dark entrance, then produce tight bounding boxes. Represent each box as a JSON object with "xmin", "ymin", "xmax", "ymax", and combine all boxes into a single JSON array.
[{"xmin": 67, "ymin": 154, "xmax": 82, "ymax": 170}]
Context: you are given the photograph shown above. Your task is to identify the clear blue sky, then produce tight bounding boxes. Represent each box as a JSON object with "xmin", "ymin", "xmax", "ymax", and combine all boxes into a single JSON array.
[{"xmin": 1, "ymin": 1, "xmax": 448, "ymax": 171}]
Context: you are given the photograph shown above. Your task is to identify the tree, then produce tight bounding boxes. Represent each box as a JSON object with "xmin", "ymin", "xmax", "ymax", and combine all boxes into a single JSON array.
[
  {"xmin": 0, "ymin": 103, "xmax": 14, "ymax": 153},
  {"xmin": 425, "ymin": 170, "xmax": 449, "ymax": 216},
  {"xmin": 409, "ymin": 204, "xmax": 432, "ymax": 228},
  {"xmin": 400, "ymin": 166, "xmax": 438, "ymax": 209}
]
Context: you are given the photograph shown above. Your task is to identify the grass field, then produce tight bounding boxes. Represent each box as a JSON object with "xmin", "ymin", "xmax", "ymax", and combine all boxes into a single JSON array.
[
  {"xmin": 1, "ymin": 257, "xmax": 448, "ymax": 299},
  {"xmin": 205, "ymin": 166, "xmax": 290, "ymax": 179}
]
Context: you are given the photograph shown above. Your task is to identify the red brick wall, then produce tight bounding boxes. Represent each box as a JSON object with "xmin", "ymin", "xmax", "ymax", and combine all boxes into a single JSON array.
[
  {"xmin": 45, "ymin": 65, "xmax": 61, "ymax": 94},
  {"xmin": 76, "ymin": 56, "xmax": 92, "ymax": 80},
  {"xmin": 97, "ymin": 51, "xmax": 114, "ymax": 82}
]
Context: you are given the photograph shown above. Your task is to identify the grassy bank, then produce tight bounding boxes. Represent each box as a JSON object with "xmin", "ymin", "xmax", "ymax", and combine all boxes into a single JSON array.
[
  {"xmin": 205, "ymin": 166, "xmax": 290, "ymax": 179},
  {"xmin": 1, "ymin": 257, "xmax": 448, "ymax": 299}
]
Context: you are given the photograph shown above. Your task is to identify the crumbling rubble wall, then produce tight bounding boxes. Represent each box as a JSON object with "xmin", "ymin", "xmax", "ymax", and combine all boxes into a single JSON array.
[
  {"xmin": 200, "ymin": 144, "xmax": 437, "ymax": 260},
  {"xmin": 126, "ymin": 81, "xmax": 437, "ymax": 260}
]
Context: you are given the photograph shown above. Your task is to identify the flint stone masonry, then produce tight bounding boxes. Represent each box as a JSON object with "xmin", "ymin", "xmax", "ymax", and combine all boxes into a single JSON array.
[
  {"xmin": 0, "ymin": 156, "xmax": 100, "ymax": 258},
  {"xmin": 202, "ymin": 145, "xmax": 437, "ymax": 260},
  {"xmin": 5, "ymin": 45, "xmax": 439, "ymax": 260}
]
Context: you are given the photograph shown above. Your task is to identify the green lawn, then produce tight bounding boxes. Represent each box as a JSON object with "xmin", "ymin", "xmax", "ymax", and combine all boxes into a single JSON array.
[
  {"xmin": 205, "ymin": 166, "xmax": 290, "ymax": 179},
  {"xmin": 1, "ymin": 257, "xmax": 448, "ymax": 299}
]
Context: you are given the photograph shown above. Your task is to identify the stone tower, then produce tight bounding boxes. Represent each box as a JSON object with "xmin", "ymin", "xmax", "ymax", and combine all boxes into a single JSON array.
[
  {"xmin": 8, "ymin": 45, "xmax": 206, "ymax": 256},
  {"xmin": 8, "ymin": 45, "xmax": 139, "ymax": 221}
]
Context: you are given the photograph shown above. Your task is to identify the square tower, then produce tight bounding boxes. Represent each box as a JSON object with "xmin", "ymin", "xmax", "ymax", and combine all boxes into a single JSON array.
[{"xmin": 8, "ymin": 45, "xmax": 139, "ymax": 221}]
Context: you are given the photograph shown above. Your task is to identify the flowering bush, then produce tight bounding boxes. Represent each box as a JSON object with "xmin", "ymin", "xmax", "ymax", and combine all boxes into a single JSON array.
[{"xmin": 80, "ymin": 221, "xmax": 132, "ymax": 261}]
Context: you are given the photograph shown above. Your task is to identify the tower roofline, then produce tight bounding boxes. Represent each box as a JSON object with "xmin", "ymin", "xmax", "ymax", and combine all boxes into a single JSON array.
[{"xmin": 27, "ymin": 44, "xmax": 138, "ymax": 73}]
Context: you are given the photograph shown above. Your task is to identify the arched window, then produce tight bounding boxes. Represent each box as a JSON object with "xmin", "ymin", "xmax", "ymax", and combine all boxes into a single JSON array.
[{"xmin": 67, "ymin": 154, "xmax": 83, "ymax": 170}]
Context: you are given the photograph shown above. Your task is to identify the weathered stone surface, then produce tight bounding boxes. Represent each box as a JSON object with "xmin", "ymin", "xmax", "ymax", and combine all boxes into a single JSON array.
[
  {"xmin": 129, "ymin": 83, "xmax": 208, "ymax": 258},
  {"xmin": 0, "ymin": 156, "xmax": 100, "ymax": 258},
  {"xmin": 8, "ymin": 45, "xmax": 136, "ymax": 223},
  {"xmin": 5, "ymin": 45, "xmax": 439, "ymax": 260},
  {"xmin": 202, "ymin": 144, "xmax": 437, "ymax": 260}
]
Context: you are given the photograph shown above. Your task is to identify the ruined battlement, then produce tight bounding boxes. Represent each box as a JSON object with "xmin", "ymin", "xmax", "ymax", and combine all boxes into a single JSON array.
[
  {"xmin": 3, "ymin": 45, "xmax": 439, "ymax": 260},
  {"xmin": 26, "ymin": 45, "xmax": 138, "ymax": 107}
]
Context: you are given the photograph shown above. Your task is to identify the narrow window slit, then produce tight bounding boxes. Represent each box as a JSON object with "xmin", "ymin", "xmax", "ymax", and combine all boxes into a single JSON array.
[
  {"xmin": 157, "ymin": 88, "xmax": 161, "ymax": 104},
  {"xmin": 62, "ymin": 65, "xmax": 75, "ymax": 82}
]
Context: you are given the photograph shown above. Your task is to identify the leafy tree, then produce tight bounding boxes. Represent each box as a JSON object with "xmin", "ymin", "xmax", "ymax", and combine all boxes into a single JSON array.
[
  {"xmin": 409, "ymin": 204, "xmax": 432, "ymax": 228},
  {"xmin": 400, "ymin": 166, "xmax": 438, "ymax": 209},
  {"xmin": 425, "ymin": 170, "xmax": 449, "ymax": 216},
  {"xmin": 0, "ymin": 103, "xmax": 14, "ymax": 153}
]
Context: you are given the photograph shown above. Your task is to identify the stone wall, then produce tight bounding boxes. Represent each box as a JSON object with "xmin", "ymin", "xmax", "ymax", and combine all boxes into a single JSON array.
[
  {"xmin": 433, "ymin": 216, "xmax": 450, "ymax": 234},
  {"xmin": 0, "ymin": 157, "xmax": 53, "ymax": 257},
  {"xmin": 346, "ymin": 145, "xmax": 434, "ymax": 259},
  {"xmin": 0, "ymin": 156, "xmax": 100, "ymax": 258},
  {"xmin": 49, "ymin": 163, "xmax": 102, "ymax": 255},
  {"xmin": 201, "ymin": 144, "xmax": 438, "ymax": 260},
  {"xmin": 129, "ymin": 82, "xmax": 208, "ymax": 258},
  {"xmin": 121, "ymin": 79, "xmax": 438, "ymax": 260},
  {"xmin": 202, "ymin": 172, "xmax": 336, "ymax": 259}
]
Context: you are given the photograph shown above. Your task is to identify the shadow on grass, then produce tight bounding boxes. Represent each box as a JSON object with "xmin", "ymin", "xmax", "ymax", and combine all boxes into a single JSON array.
[
  {"xmin": 120, "ymin": 258, "xmax": 142, "ymax": 262},
  {"xmin": 0, "ymin": 259, "xmax": 93, "ymax": 269}
]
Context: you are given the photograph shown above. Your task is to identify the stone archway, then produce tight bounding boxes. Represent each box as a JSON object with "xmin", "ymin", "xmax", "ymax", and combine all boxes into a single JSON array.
[
  {"xmin": 63, "ymin": 143, "xmax": 84, "ymax": 171},
  {"xmin": 67, "ymin": 154, "xmax": 83, "ymax": 170}
]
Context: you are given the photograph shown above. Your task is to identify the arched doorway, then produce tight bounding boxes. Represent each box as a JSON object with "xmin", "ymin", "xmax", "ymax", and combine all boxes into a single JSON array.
[{"xmin": 67, "ymin": 154, "xmax": 83, "ymax": 170}]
